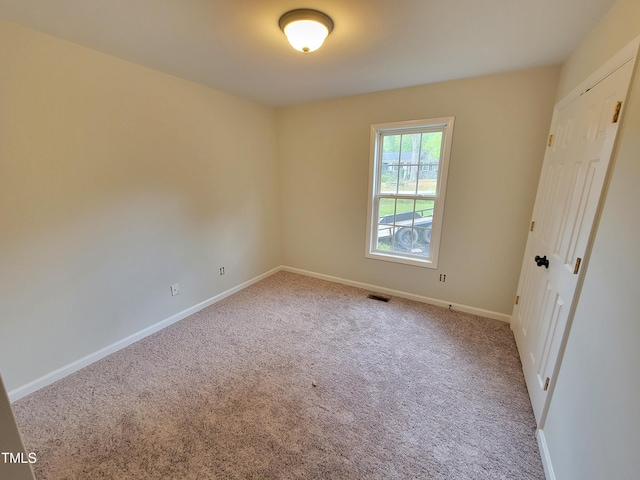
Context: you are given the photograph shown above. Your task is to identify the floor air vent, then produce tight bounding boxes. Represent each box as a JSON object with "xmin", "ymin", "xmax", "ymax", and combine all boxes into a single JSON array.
[{"xmin": 367, "ymin": 294, "xmax": 390, "ymax": 302}]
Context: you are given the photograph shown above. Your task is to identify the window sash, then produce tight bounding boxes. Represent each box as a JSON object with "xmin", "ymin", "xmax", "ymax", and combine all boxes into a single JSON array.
[{"xmin": 366, "ymin": 117, "xmax": 454, "ymax": 269}]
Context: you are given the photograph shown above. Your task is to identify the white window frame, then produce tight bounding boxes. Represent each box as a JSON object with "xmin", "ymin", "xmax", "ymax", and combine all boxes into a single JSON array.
[{"xmin": 365, "ymin": 117, "xmax": 454, "ymax": 269}]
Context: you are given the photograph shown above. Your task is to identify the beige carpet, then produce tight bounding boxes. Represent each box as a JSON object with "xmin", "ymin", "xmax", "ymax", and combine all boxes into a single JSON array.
[{"xmin": 13, "ymin": 271, "xmax": 544, "ymax": 479}]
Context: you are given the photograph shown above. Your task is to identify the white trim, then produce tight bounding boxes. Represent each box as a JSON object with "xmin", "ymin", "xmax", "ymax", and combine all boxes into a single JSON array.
[
  {"xmin": 537, "ymin": 429, "xmax": 556, "ymax": 480},
  {"xmin": 557, "ymin": 35, "xmax": 640, "ymax": 110},
  {"xmin": 281, "ymin": 266, "xmax": 511, "ymax": 323},
  {"xmin": 365, "ymin": 117, "xmax": 455, "ymax": 270},
  {"xmin": 536, "ymin": 37, "xmax": 640, "ymax": 429},
  {"xmin": 8, "ymin": 266, "xmax": 283, "ymax": 402}
]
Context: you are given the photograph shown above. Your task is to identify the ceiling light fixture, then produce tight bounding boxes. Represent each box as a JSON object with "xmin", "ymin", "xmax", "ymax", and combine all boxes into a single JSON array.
[{"xmin": 279, "ymin": 9, "xmax": 334, "ymax": 54}]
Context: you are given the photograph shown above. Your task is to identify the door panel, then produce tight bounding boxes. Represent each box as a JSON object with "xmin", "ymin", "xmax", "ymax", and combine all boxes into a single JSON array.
[{"xmin": 513, "ymin": 59, "xmax": 635, "ymax": 424}]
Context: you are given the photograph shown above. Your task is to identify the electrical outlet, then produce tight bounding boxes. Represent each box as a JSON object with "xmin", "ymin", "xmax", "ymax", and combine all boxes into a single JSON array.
[
  {"xmin": 170, "ymin": 284, "xmax": 179, "ymax": 296},
  {"xmin": 219, "ymin": 267, "xmax": 225, "ymax": 275},
  {"xmin": 439, "ymin": 274, "xmax": 447, "ymax": 282}
]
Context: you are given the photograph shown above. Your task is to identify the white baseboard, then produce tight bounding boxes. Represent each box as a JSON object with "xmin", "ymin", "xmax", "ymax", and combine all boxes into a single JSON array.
[
  {"xmin": 9, "ymin": 264, "xmax": 510, "ymax": 401},
  {"xmin": 8, "ymin": 266, "xmax": 282, "ymax": 402},
  {"xmin": 537, "ymin": 428, "xmax": 556, "ymax": 480},
  {"xmin": 281, "ymin": 266, "xmax": 512, "ymax": 323}
]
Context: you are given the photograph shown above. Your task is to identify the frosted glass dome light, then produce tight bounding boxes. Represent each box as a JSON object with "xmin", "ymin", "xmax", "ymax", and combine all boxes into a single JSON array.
[{"xmin": 279, "ymin": 9, "xmax": 334, "ymax": 54}]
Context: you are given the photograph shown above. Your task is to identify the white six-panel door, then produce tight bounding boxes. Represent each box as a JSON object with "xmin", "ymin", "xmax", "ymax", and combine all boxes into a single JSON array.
[{"xmin": 513, "ymin": 58, "xmax": 636, "ymax": 424}]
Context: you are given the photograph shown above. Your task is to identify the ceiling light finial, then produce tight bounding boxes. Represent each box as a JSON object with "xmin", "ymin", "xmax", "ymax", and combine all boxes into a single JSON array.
[{"xmin": 279, "ymin": 9, "xmax": 334, "ymax": 54}]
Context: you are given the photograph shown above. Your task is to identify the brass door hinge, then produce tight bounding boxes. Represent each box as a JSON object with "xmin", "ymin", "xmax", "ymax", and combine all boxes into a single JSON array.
[
  {"xmin": 574, "ymin": 257, "xmax": 582, "ymax": 275},
  {"xmin": 548, "ymin": 134, "xmax": 554, "ymax": 146},
  {"xmin": 543, "ymin": 377, "xmax": 550, "ymax": 391},
  {"xmin": 530, "ymin": 221, "xmax": 535, "ymax": 232},
  {"xmin": 515, "ymin": 295, "xmax": 520, "ymax": 305},
  {"xmin": 613, "ymin": 101, "xmax": 622, "ymax": 123}
]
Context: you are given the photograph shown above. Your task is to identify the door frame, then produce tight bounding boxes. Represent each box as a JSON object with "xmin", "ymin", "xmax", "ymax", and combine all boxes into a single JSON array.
[{"xmin": 517, "ymin": 35, "xmax": 640, "ymax": 431}]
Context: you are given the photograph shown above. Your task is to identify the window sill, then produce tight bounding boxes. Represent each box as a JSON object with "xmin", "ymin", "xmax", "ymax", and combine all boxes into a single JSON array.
[{"xmin": 365, "ymin": 250, "xmax": 438, "ymax": 269}]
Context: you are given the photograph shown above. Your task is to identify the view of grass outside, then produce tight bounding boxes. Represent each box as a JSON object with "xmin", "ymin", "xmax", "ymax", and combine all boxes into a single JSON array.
[
  {"xmin": 374, "ymin": 131, "xmax": 442, "ymax": 258},
  {"xmin": 376, "ymin": 198, "xmax": 434, "ymax": 256},
  {"xmin": 368, "ymin": 117, "xmax": 453, "ymax": 267},
  {"xmin": 378, "ymin": 198, "xmax": 434, "ymax": 218}
]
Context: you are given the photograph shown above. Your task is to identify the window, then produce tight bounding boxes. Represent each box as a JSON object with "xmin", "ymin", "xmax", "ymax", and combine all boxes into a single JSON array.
[{"xmin": 365, "ymin": 117, "xmax": 454, "ymax": 268}]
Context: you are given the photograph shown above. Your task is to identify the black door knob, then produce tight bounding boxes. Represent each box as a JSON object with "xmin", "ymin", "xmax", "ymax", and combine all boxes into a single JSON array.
[{"xmin": 535, "ymin": 255, "xmax": 549, "ymax": 268}]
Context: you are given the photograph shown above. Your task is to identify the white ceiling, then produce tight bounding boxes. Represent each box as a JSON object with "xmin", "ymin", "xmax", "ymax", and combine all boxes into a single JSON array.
[{"xmin": 0, "ymin": 0, "xmax": 617, "ymax": 106}]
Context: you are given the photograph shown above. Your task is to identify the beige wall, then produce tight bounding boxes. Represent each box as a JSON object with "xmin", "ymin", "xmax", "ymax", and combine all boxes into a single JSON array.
[
  {"xmin": 2, "ymin": 2, "xmax": 638, "ymax": 475},
  {"xmin": 556, "ymin": 0, "xmax": 640, "ymax": 100},
  {"xmin": 278, "ymin": 67, "xmax": 560, "ymax": 315},
  {"xmin": 0, "ymin": 19, "xmax": 282, "ymax": 392},
  {"xmin": 542, "ymin": 0, "xmax": 640, "ymax": 478}
]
